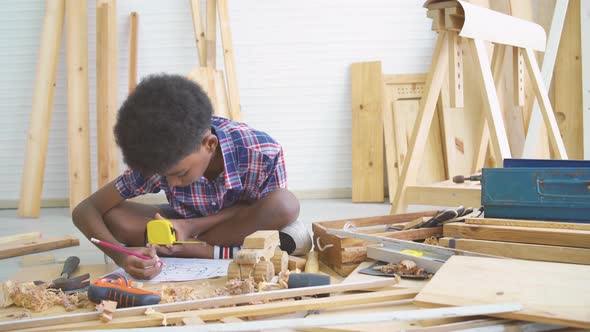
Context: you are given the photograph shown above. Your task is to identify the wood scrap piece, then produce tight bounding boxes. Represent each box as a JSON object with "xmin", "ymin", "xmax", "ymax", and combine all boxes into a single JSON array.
[
  {"xmin": 443, "ymin": 223, "xmax": 590, "ymax": 249},
  {"xmin": 0, "ymin": 236, "xmax": 79, "ymax": 259},
  {"xmin": 466, "ymin": 217, "xmax": 590, "ymax": 231},
  {"xmin": 288, "ymin": 256, "xmax": 306, "ymax": 271},
  {"xmin": 414, "ymin": 256, "xmax": 590, "ymax": 329},
  {"xmin": 304, "ymin": 251, "xmax": 319, "ymax": 273},
  {"xmin": 242, "ymin": 231, "xmax": 279, "ymax": 249},
  {"xmin": 0, "ymin": 233, "xmax": 41, "ymax": 244},
  {"xmin": 439, "ymin": 237, "xmax": 590, "ymax": 265},
  {"xmin": 270, "ymin": 250, "xmax": 288, "ymax": 273}
]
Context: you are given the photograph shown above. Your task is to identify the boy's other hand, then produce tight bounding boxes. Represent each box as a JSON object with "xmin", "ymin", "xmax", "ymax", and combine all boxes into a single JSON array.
[
  {"xmin": 147, "ymin": 242, "xmax": 183, "ymax": 257},
  {"xmin": 154, "ymin": 212, "xmax": 193, "ymax": 241},
  {"xmin": 120, "ymin": 247, "xmax": 162, "ymax": 280}
]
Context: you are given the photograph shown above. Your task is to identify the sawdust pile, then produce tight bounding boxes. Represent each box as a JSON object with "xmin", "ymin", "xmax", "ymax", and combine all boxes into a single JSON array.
[
  {"xmin": 2, "ymin": 281, "xmax": 90, "ymax": 312},
  {"xmin": 373, "ymin": 260, "xmax": 431, "ymax": 278},
  {"xmin": 158, "ymin": 285, "xmax": 208, "ymax": 303},
  {"xmin": 217, "ymin": 277, "xmax": 256, "ymax": 296},
  {"xmin": 423, "ymin": 236, "xmax": 440, "ymax": 246}
]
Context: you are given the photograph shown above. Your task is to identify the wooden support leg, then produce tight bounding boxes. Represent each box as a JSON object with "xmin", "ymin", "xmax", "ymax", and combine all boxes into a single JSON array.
[
  {"xmin": 205, "ymin": 0, "xmax": 216, "ymax": 68},
  {"xmin": 66, "ymin": 0, "xmax": 91, "ymax": 210},
  {"xmin": 96, "ymin": 0, "xmax": 119, "ymax": 189},
  {"xmin": 522, "ymin": 47, "xmax": 568, "ymax": 159},
  {"xmin": 190, "ymin": 0, "xmax": 206, "ymax": 67},
  {"xmin": 472, "ymin": 44, "xmax": 506, "ymax": 172},
  {"xmin": 218, "ymin": 0, "xmax": 243, "ymax": 122},
  {"xmin": 469, "ymin": 39, "xmax": 512, "ymax": 164},
  {"xmin": 18, "ymin": 0, "xmax": 65, "ymax": 217},
  {"xmin": 448, "ymin": 32, "xmax": 464, "ymax": 108},
  {"xmin": 391, "ymin": 32, "xmax": 449, "ymax": 214},
  {"xmin": 128, "ymin": 12, "xmax": 138, "ymax": 94}
]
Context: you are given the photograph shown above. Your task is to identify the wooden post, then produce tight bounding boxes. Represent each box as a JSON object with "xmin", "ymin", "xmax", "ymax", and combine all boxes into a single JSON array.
[
  {"xmin": 583, "ymin": 0, "xmax": 590, "ymax": 159},
  {"xmin": 128, "ymin": 12, "xmax": 138, "ymax": 94},
  {"xmin": 96, "ymin": 0, "xmax": 119, "ymax": 189},
  {"xmin": 448, "ymin": 32, "xmax": 464, "ymax": 108},
  {"xmin": 18, "ymin": 0, "xmax": 65, "ymax": 217},
  {"xmin": 512, "ymin": 47, "xmax": 525, "ymax": 107},
  {"xmin": 218, "ymin": 0, "xmax": 243, "ymax": 122},
  {"xmin": 205, "ymin": 0, "xmax": 216, "ymax": 68},
  {"xmin": 190, "ymin": 0, "xmax": 206, "ymax": 67},
  {"xmin": 66, "ymin": 0, "xmax": 91, "ymax": 210},
  {"xmin": 391, "ymin": 32, "xmax": 449, "ymax": 213}
]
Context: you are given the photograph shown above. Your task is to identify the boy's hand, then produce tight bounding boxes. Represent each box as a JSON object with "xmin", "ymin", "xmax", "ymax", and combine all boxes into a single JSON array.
[
  {"xmin": 117, "ymin": 247, "xmax": 162, "ymax": 280},
  {"xmin": 154, "ymin": 213, "xmax": 194, "ymax": 241},
  {"xmin": 147, "ymin": 243, "xmax": 183, "ymax": 257}
]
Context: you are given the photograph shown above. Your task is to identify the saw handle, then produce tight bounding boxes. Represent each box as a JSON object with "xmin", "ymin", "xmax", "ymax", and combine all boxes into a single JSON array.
[{"xmin": 60, "ymin": 256, "xmax": 80, "ymax": 279}]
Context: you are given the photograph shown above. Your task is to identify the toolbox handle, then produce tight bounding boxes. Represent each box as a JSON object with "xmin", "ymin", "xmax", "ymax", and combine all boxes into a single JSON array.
[{"xmin": 536, "ymin": 178, "xmax": 590, "ymax": 198}]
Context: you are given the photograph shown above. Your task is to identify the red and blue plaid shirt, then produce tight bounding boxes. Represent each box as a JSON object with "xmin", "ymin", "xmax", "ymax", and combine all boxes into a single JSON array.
[{"xmin": 114, "ymin": 116, "xmax": 287, "ymax": 218}]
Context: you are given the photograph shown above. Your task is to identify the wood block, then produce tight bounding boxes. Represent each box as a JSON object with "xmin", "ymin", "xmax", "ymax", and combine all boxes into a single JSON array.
[
  {"xmin": 242, "ymin": 231, "xmax": 279, "ymax": 249},
  {"xmin": 287, "ymin": 256, "xmax": 306, "ymax": 271},
  {"xmin": 19, "ymin": 253, "xmax": 55, "ymax": 266},
  {"xmin": 439, "ymin": 237, "xmax": 590, "ymax": 265},
  {"xmin": 239, "ymin": 264, "xmax": 254, "ymax": 279},
  {"xmin": 101, "ymin": 300, "xmax": 117, "ymax": 314},
  {"xmin": 304, "ymin": 251, "xmax": 319, "ymax": 273},
  {"xmin": 443, "ymin": 223, "xmax": 590, "ymax": 249},
  {"xmin": 466, "ymin": 217, "xmax": 590, "ymax": 231},
  {"xmin": 414, "ymin": 256, "xmax": 590, "ymax": 329},
  {"xmin": 0, "ymin": 236, "xmax": 79, "ymax": 259},
  {"xmin": 351, "ymin": 61, "xmax": 384, "ymax": 202}
]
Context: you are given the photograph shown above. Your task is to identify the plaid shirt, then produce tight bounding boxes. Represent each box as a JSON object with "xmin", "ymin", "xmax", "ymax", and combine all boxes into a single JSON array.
[{"xmin": 115, "ymin": 117, "xmax": 287, "ymax": 218}]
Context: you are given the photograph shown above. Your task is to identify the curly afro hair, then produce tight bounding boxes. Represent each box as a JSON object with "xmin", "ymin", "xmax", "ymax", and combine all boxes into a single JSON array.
[{"xmin": 114, "ymin": 73, "xmax": 213, "ymax": 175}]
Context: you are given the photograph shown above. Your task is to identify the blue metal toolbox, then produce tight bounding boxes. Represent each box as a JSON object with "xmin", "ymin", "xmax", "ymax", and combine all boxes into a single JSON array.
[{"xmin": 482, "ymin": 159, "xmax": 590, "ymax": 223}]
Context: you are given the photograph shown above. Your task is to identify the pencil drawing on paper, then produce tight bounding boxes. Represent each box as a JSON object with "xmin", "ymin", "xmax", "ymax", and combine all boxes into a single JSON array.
[{"xmin": 114, "ymin": 257, "xmax": 231, "ymax": 283}]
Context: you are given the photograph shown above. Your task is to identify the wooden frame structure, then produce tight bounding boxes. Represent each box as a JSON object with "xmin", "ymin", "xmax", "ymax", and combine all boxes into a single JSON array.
[
  {"xmin": 391, "ymin": 0, "xmax": 568, "ymax": 213},
  {"xmin": 187, "ymin": 0, "xmax": 242, "ymax": 122}
]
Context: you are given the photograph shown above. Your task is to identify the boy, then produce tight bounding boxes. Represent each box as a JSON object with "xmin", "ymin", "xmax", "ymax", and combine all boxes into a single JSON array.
[{"xmin": 72, "ymin": 74, "xmax": 312, "ymax": 280}]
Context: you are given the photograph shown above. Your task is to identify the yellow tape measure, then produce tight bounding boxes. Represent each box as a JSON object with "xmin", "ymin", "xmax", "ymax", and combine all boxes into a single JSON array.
[{"xmin": 146, "ymin": 219, "xmax": 204, "ymax": 245}]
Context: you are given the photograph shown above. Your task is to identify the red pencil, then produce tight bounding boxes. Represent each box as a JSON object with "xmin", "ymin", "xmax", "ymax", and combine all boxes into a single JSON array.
[{"xmin": 91, "ymin": 238, "xmax": 164, "ymax": 266}]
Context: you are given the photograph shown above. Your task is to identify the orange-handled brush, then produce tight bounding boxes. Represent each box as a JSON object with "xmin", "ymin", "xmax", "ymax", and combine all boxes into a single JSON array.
[{"xmin": 88, "ymin": 273, "xmax": 161, "ymax": 308}]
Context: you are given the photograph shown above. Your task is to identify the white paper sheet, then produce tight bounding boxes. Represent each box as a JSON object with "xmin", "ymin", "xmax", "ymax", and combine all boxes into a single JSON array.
[{"xmin": 113, "ymin": 257, "xmax": 231, "ymax": 283}]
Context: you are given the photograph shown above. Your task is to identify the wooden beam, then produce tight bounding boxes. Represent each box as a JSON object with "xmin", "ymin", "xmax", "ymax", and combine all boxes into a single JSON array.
[
  {"xmin": 96, "ymin": 0, "xmax": 119, "ymax": 189},
  {"xmin": 522, "ymin": 0, "xmax": 569, "ymax": 158},
  {"xmin": 468, "ymin": 39, "xmax": 512, "ymax": 163},
  {"xmin": 66, "ymin": 0, "xmax": 91, "ymax": 210},
  {"xmin": 439, "ymin": 237, "xmax": 590, "ymax": 264},
  {"xmin": 128, "ymin": 12, "xmax": 138, "ymax": 94},
  {"xmin": 522, "ymin": 47, "xmax": 568, "ymax": 159},
  {"xmin": 351, "ymin": 61, "xmax": 384, "ymax": 202},
  {"xmin": 0, "ymin": 235, "xmax": 79, "ymax": 259},
  {"xmin": 405, "ymin": 184, "xmax": 480, "ymax": 208},
  {"xmin": 190, "ymin": 0, "xmax": 206, "ymax": 67},
  {"xmin": 466, "ymin": 217, "xmax": 590, "ymax": 231},
  {"xmin": 583, "ymin": 0, "xmax": 590, "ymax": 159},
  {"xmin": 443, "ymin": 223, "xmax": 590, "ymax": 249},
  {"xmin": 0, "ymin": 232, "xmax": 41, "ymax": 244},
  {"xmin": 448, "ymin": 32, "xmax": 464, "ymax": 107},
  {"xmin": 17, "ymin": 289, "xmax": 420, "ymax": 330},
  {"xmin": 205, "ymin": 0, "xmax": 216, "ymax": 68},
  {"xmin": 391, "ymin": 32, "xmax": 449, "ymax": 213},
  {"xmin": 512, "ymin": 47, "xmax": 525, "ymax": 107},
  {"xmin": 0, "ymin": 279, "xmax": 397, "ymax": 331},
  {"xmin": 218, "ymin": 0, "xmax": 243, "ymax": 122},
  {"xmin": 18, "ymin": 0, "xmax": 65, "ymax": 217}
]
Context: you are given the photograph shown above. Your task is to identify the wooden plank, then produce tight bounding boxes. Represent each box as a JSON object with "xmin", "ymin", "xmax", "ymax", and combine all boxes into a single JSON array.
[
  {"xmin": 522, "ymin": 0, "xmax": 569, "ymax": 158},
  {"xmin": 0, "ymin": 236, "xmax": 79, "ymax": 259},
  {"xmin": 214, "ymin": 69, "xmax": 230, "ymax": 118},
  {"xmin": 0, "ymin": 232, "xmax": 41, "ymax": 244},
  {"xmin": 414, "ymin": 256, "xmax": 590, "ymax": 329},
  {"xmin": 512, "ymin": 47, "xmax": 525, "ymax": 107},
  {"xmin": 448, "ymin": 32, "xmax": 464, "ymax": 107},
  {"xmin": 205, "ymin": 0, "xmax": 216, "ymax": 68},
  {"xmin": 382, "ymin": 73, "xmax": 427, "ymax": 85},
  {"xmin": 466, "ymin": 217, "xmax": 590, "ymax": 231},
  {"xmin": 553, "ymin": 0, "xmax": 582, "ymax": 159},
  {"xmin": 66, "ymin": 0, "xmax": 91, "ymax": 210},
  {"xmin": 128, "ymin": 12, "xmax": 138, "ymax": 94},
  {"xmin": 18, "ymin": 0, "xmax": 65, "ymax": 217},
  {"xmin": 351, "ymin": 62, "xmax": 384, "ymax": 202},
  {"xmin": 583, "ymin": 0, "xmax": 590, "ymax": 159},
  {"xmin": 190, "ymin": 0, "xmax": 206, "ymax": 67},
  {"xmin": 340, "ymin": 227, "xmax": 442, "ymax": 249},
  {"xmin": 405, "ymin": 182, "xmax": 480, "ymax": 208},
  {"xmin": 443, "ymin": 223, "xmax": 590, "ymax": 249},
  {"xmin": 468, "ymin": 39, "xmax": 512, "ymax": 162},
  {"xmin": 523, "ymin": 47, "xmax": 568, "ymax": 159},
  {"xmin": 391, "ymin": 32, "xmax": 449, "ymax": 213},
  {"xmin": 96, "ymin": 0, "xmax": 119, "ymax": 189},
  {"xmin": 242, "ymin": 230, "xmax": 279, "ymax": 249},
  {"xmin": 218, "ymin": 0, "xmax": 243, "ymax": 122},
  {"xmin": 439, "ymin": 237, "xmax": 590, "ymax": 264}
]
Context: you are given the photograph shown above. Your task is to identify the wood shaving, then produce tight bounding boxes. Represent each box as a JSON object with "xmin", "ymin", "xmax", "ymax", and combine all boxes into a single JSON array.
[
  {"xmin": 277, "ymin": 270, "xmax": 290, "ymax": 289},
  {"xmin": 373, "ymin": 260, "xmax": 432, "ymax": 278},
  {"xmin": 7, "ymin": 281, "xmax": 88, "ymax": 312},
  {"xmin": 424, "ymin": 236, "xmax": 439, "ymax": 246},
  {"xmin": 217, "ymin": 278, "xmax": 256, "ymax": 296},
  {"xmin": 6, "ymin": 310, "xmax": 31, "ymax": 319},
  {"xmin": 158, "ymin": 285, "xmax": 206, "ymax": 304}
]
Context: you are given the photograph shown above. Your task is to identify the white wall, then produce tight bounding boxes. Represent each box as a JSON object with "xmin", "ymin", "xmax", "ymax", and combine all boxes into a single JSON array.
[{"xmin": 0, "ymin": 0, "xmax": 436, "ymax": 204}]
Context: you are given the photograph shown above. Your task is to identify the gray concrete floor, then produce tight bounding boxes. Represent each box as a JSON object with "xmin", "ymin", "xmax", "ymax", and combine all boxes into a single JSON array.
[{"xmin": 0, "ymin": 199, "xmax": 437, "ymax": 282}]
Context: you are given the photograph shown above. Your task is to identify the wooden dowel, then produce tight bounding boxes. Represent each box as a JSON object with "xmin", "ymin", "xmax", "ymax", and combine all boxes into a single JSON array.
[
  {"xmin": 66, "ymin": 0, "xmax": 91, "ymax": 210},
  {"xmin": 218, "ymin": 0, "xmax": 242, "ymax": 121},
  {"xmin": 205, "ymin": 0, "xmax": 217, "ymax": 68},
  {"xmin": 18, "ymin": 0, "xmax": 65, "ymax": 217},
  {"xmin": 96, "ymin": 0, "xmax": 119, "ymax": 189},
  {"xmin": 190, "ymin": 0, "xmax": 206, "ymax": 66},
  {"xmin": 128, "ymin": 12, "xmax": 138, "ymax": 94}
]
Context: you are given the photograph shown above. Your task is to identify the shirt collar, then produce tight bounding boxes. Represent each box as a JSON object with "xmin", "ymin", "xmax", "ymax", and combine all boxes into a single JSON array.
[{"xmin": 212, "ymin": 117, "xmax": 243, "ymax": 190}]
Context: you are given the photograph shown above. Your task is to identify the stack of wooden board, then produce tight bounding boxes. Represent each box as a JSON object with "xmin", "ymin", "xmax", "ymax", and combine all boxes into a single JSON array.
[
  {"xmin": 439, "ymin": 218, "xmax": 590, "ymax": 264},
  {"xmin": 312, "ymin": 211, "xmax": 441, "ymax": 276},
  {"xmin": 0, "ymin": 233, "xmax": 79, "ymax": 259}
]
